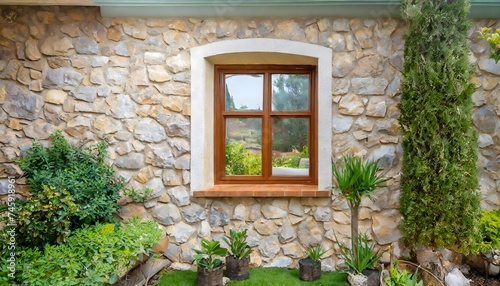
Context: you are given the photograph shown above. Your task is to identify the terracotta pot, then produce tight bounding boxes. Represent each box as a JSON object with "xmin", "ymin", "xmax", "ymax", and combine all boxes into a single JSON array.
[
  {"xmin": 299, "ymin": 258, "xmax": 321, "ymax": 282},
  {"xmin": 225, "ymin": 255, "xmax": 250, "ymax": 280},
  {"xmin": 197, "ymin": 265, "xmax": 224, "ymax": 286}
]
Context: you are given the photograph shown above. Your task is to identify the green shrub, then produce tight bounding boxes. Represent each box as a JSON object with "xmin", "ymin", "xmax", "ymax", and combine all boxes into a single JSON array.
[
  {"xmin": 478, "ymin": 209, "xmax": 500, "ymax": 252},
  {"xmin": 399, "ymin": 0, "xmax": 481, "ymax": 253},
  {"xmin": 225, "ymin": 140, "xmax": 262, "ymax": 175},
  {"xmin": 13, "ymin": 130, "xmax": 125, "ymax": 231},
  {"xmin": 6, "ymin": 185, "xmax": 79, "ymax": 248},
  {"xmin": 223, "ymin": 228, "xmax": 252, "ymax": 259},
  {"xmin": 1, "ymin": 219, "xmax": 161, "ymax": 285},
  {"xmin": 385, "ymin": 261, "xmax": 423, "ymax": 286},
  {"xmin": 478, "ymin": 27, "xmax": 500, "ymax": 63}
]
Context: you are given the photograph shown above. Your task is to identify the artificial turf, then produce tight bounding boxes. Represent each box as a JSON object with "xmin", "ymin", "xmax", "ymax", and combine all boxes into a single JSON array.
[{"xmin": 156, "ymin": 267, "xmax": 349, "ymax": 286}]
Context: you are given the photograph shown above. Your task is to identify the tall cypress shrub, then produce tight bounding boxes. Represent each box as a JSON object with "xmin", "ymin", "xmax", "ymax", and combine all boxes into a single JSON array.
[{"xmin": 399, "ymin": 0, "xmax": 481, "ymax": 253}]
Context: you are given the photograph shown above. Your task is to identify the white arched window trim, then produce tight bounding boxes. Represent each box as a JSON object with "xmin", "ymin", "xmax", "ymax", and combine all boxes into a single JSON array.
[{"xmin": 190, "ymin": 38, "xmax": 332, "ymax": 194}]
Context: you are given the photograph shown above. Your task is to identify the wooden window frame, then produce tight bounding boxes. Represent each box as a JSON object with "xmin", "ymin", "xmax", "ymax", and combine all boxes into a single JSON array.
[{"xmin": 214, "ymin": 64, "xmax": 318, "ymax": 185}]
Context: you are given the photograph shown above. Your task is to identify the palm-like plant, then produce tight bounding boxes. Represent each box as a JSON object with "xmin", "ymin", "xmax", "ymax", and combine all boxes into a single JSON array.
[{"xmin": 332, "ymin": 154, "xmax": 385, "ymax": 269}]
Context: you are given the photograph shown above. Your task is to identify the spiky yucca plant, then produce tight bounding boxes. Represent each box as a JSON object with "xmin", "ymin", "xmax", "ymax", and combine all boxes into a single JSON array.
[{"xmin": 332, "ymin": 155, "xmax": 385, "ymax": 268}]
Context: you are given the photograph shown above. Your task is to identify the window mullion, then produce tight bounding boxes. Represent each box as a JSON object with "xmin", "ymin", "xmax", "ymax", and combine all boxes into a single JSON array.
[{"xmin": 262, "ymin": 72, "xmax": 272, "ymax": 179}]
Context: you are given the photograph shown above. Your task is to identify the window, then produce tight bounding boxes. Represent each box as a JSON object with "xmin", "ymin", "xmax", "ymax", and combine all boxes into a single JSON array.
[
  {"xmin": 214, "ymin": 65, "xmax": 317, "ymax": 184},
  {"xmin": 190, "ymin": 38, "xmax": 332, "ymax": 196}
]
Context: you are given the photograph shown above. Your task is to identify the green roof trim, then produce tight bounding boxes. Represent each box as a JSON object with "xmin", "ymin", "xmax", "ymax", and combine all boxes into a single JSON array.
[{"xmin": 96, "ymin": 0, "xmax": 500, "ymax": 18}]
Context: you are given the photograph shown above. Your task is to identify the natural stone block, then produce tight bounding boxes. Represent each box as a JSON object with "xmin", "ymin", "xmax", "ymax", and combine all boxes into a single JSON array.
[
  {"xmin": 166, "ymin": 221, "xmax": 195, "ymax": 244},
  {"xmin": 43, "ymin": 67, "xmax": 83, "ymax": 88},
  {"xmin": 181, "ymin": 203, "xmax": 206, "ymax": 223},
  {"xmin": 25, "ymin": 38, "xmax": 41, "ymax": 61},
  {"xmin": 115, "ymin": 152, "xmax": 145, "ymax": 170},
  {"xmin": 168, "ymin": 186, "xmax": 190, "ymax": 207},
  {"xmin": 372, "ymin": 209, "xmax": 401, "ymax": 245},
  {"xmin": 106, "ymin": 94, "xmax": 137, "ymax": 119},
  {"xmin": 366, "ymin": 98, "xmax": 387, "ymax": 117},
  {"xmin": 261, "ymin": 204, "xmax": 287, "ymax": 219},
  {"xmin": 73, "ymin": 36, "xmax": 98, "ymax": 55},
  {"xmin": 2, "ymin": 83, "xmax": 43, "ymax": 120},
  {"xmin": 473, "ymin": 106, "xmax": 496, "ymax": 133},
  {"xmin": 40, "ymin": 36, "xmax": 73, "ymax": 56},
  {"xmin": 152, "ymin": 203, "xmax": 181, "ymax": 225},
  {"xmin": 24, "ymin": 119, "xmax": 57, "ymax": 140},
  {"xmin": 351, "ymin": 78, "xmax": 388, "ymax": 95},
  {"xmin": 339, "ymin": 94, "xmax": 364, "ymax": 116},
  {"xmin": 258, "ymin": 235, "xmax": 280, "ymax": 258},
  {"xmin": 134, "ymin": 118, "xmax": 167, "ymax": 143},
  {"xmin": 333, "ymin": 115, "xmax": 354, "ymax": 134},
  {"xmin": 209, "ymin": 201, "xmax": 231, "ymax": 227},
  {"xmin": 165, "ymin": 51, "xmax": 190, "ymax": 73},
  {"xmin": 71, "ymin": 86, "xmax": 97, "ymax": 102},
  {"xmin": 297, "ymin": 217, "xmax": 323, "ymax": 246}
]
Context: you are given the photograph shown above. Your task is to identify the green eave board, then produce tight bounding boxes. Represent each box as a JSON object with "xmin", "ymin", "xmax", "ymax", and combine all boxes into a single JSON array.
[{"xmin": 95, "ymin": 0, "xmax": 500, "ymax": 18}]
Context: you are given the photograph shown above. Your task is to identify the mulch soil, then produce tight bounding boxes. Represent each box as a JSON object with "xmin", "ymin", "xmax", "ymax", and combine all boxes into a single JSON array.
[{"xmin": 468, "ymin": 269, "xmax": 500, "ymax": 286}]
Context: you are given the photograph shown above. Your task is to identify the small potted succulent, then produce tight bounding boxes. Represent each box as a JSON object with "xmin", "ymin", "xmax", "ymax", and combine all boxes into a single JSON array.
[
  {"xmin": 299, "ymin": 244, "xmax": 328, "ymax": 282},
  {"xmin": 223, "ymin": 228, "xmax": 252, "ymax": 280},
  {"xmin": 192, "ymin": 239, "xmax": 228, "ymax": 286}
]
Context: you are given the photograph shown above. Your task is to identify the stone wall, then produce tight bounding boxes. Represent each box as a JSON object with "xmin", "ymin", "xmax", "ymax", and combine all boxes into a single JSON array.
[{"xmin": 0, "ymin": 6, "xmax": 498, "ymax": 270}]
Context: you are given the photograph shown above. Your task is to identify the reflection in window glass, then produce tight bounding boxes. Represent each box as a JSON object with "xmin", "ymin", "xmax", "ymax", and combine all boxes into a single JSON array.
[
  {"xmin": 271, "ymin": 117, "xmax": 309, "ymax": 177},
  {"xmin": 225, "ymin": 74, "xmax": 263, "ymax": 111},
  {"xmin": 272, "ymin": 74, "xmax": 309, "ymax": 111},
  {"xmin": 225, "ymin": 118, "xmax": 262, "ymax": 175}
]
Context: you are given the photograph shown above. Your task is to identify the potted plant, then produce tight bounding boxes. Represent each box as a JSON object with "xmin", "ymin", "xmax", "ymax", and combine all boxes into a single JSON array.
[
  {"xmin": 192, "ymin": 238, "xmax": 228, "ymax": 286},
  {"xmin": 299, "ymin": 244, "xmax": 328, "ymax": 282},
  {"xmin": 336, "ymin": 232, "xmax": 382, "ymax": 285},
  {"xmin": 223, "ymin": 228, "xmax": 252, "ymax": 280},
  {"xmin": 332, "ymin": 154, "xmax": 385, "ymax": 285}
]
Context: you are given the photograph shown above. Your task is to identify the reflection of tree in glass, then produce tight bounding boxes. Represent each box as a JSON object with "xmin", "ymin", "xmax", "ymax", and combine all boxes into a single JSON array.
[
  {"xmin": 272, "ymin": 75, "xmax": 309, "ymax": 111},
  {"xmin": 225, "ymin": 83, "xmax": 236, "ymax": 110},
  {"xmin": 272, "ymin": 75, "xmax": 309, "ymax": 152}
]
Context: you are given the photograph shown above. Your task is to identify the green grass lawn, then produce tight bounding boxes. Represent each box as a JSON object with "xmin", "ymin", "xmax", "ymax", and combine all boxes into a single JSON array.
[{"xmin": 156, "ymin": 267, "xmax": 349, "ymax": 286}]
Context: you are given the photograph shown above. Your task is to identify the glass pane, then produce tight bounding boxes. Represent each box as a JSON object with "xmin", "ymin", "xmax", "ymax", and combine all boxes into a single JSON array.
[
  {"xmin": 272, "ymin": 74, "xmax": 309, "ymax": 111},
  {"xmin": 225, "ymin": 74, "xmax": 263, "ymax": 111},
  {"xmin": 271, "ymin": 117, "xmax": 309, "ymax": 177},
  {"xmin": 225, "ymin": 118, "xmax": 262, "ymax": 176}
]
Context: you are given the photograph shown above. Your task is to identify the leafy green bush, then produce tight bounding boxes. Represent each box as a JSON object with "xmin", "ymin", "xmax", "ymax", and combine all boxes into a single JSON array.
[
  {"xmin": 385, "ymin": 261, "xmax": 423, "ymax": 286},
  {"xmin": 1, "ymin": 219, "xmax": 161, "ymax": 285},
  {"xmin": 13, "ymin": 130, "xmax": 125, "ymax": 231},
  {"xmin": 478, "ymin": 27, "xmax": 500, "ymax": 63},
  {"xmin": 223, "ymin": 228, "xmax": 252, "ymax": 259},
  {"xmin": 399, "ymin": 0, "xmax": 481, "ymax": 253},
  {"xmin": 478, "ymin": 209, "xmax": 500, "ymax": 252},
  {"xmin": 192, "ymin": 239, "xmax": 227, "ymax": 270},
  {"xmin": 9, "ymin": 185, "xmax": 79, "ymax": 248},
  {"xmin": 225, "ymin": 140, "xmax": 262, "ymax": 175}
]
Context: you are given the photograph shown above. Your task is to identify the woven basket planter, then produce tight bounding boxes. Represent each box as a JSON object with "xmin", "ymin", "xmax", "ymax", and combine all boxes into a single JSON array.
[{"xmin": 299, "ymin": 258, "xmax": 321, "ymax": 282}]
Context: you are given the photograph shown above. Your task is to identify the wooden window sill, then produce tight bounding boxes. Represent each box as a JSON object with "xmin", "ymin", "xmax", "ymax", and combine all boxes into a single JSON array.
[{"xmin": 193, "ymin": 185, "xmax": 331, "ymax": 198}]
